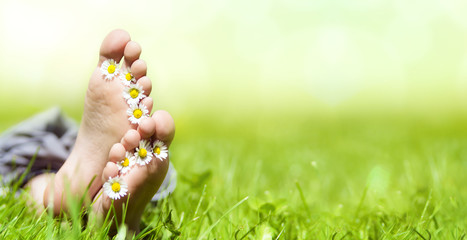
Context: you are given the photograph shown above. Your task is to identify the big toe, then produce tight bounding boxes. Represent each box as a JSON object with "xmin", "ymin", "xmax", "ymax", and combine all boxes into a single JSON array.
[
  {"xmin": 98, "ymin": 29, "xmax": 131, "ymax": 65},
  {"xmin": 152, "ymin": 110, "xmax": 176, "ymax": 147}
]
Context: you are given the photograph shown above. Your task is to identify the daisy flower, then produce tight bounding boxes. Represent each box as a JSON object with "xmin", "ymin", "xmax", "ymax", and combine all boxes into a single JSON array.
[
  {"xmin": 103, "ymin": 176, "xmax": 128, "ymax": 200},
  {"xmin": 121, "ymin": 67, "xmax": 135, "ymax": 86},
  {"xmin": 135, "ymin": 139, "xmax": 153, "ymax": 166},
  {"xmin": 117, "ymin": 151, "xmax": 136, "ymax": 175},
  {"xmin": 127, "ymin": 102, "xmax": 149, "ymax": 125},
  {"xmin": 123, "ymin": 83, "xmax": 146, "ymax": 105},
  {"xmin": 152, "ymin": 140, "xmax": 168, "ymax": 161},
  {"xmin": 100, "ymin": 59, "xmax": 120, "ymax": 81}
]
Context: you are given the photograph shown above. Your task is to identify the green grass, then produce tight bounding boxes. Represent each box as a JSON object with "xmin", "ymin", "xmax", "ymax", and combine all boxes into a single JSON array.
[{"xmin": 1, "ymin": 109, "xmax": 467, "ymax": 239}]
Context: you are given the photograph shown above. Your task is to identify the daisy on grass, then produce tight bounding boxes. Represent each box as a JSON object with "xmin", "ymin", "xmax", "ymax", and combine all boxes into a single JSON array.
[
  {"xmin": 152, "ymin": 140, "xmax": 168, "ymax": 161},
  {"xmin": 103, "ymin": 176, "xmax": 128, "ymax": 200},
  {"xmin": 117, "ymin": 151, "xmax": 136, "ymax": 175},
  {"xmin": 135, "ymin": 139, "xmax": 153, "ymax": 166},
  {"xmin": 123, "ymin": 83, "xmax": 146, "ymax": 105},
  {"xmin": 100, "ymin": 59, "xmax": 120, "ymax": 81},
  {"xmin": 121, "ymin": 67, "xmax": 135, "ymax": 86},
  {"xmin": 127, "ymin": 102, "xmax": 149, "ymax": 125}
]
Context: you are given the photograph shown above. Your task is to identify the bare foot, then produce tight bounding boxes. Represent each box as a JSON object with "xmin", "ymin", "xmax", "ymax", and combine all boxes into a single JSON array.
[
  {"xmin": 92, "ymin": 110, "xmax": 175, "ymax": 232},
  {"xmin": 43, "ymin": 29, "xmax": 154, "ymax": 214}
]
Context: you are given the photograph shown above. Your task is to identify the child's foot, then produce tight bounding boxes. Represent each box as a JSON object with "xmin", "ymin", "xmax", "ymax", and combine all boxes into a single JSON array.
[
  {"xmin": 44, "ymin": 29, "xmax": 154, "ymax": 214},
  {"xmin": 92, "ymin": 110, "xmax": 175, "ymax": 232}
]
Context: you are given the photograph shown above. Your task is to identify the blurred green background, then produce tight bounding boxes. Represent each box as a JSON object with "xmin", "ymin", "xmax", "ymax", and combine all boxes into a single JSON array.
[{"xmin": 1, "ymin": 0, "xmax": 467, "ymax": 121}]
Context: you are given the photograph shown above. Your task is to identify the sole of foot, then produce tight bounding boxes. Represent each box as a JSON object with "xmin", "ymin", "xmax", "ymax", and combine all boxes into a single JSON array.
[
  {"xmin": 92, "ymin": 110, "xmax": 175, "ymax": 233},
  {"xmin": 44, "ymin": 29, "xmax": 154, "ymax": 215}
]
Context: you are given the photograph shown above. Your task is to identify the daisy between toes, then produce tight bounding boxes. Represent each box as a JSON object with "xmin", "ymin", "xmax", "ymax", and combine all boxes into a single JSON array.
[
  {"xmin": 103, "ymin": 139, "xmax": 169, "ymax": 200},
  {"xmin": 104, "ymin": 176, "xmax": 128, "ymax": 200},
  {"xmin": 123, "ymin": 84, "xmax": 146, "ymax": 106},
  {"xmin": 121, "ymin": 67, "xmax": 136, "ymax": 86},
  {"xmin": 127, "ymin": 103, "xmax": 149, "ymax": 125},
  {"xmin": 153, "ymin": 140, "xmax": 168, "ymax": 161},
  {"xmin": 101, "ymin": 58, "xmax": 149, "ymax": 126},
  {"xmin": 117, "ymin": 151, "xmax": 136, "ymax": 175},
  {"xmin": 100, "ymin": 59, "xmax": 120, "ymax": 81},
  {"xmin": 100, "ymin": 57, "xmax": 169, "ymax": 200}
]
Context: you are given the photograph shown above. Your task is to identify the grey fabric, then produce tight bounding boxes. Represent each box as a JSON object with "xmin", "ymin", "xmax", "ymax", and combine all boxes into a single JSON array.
[{"xmin": 0, "ymin": 107, "xmax": 176, "ymax": 201}]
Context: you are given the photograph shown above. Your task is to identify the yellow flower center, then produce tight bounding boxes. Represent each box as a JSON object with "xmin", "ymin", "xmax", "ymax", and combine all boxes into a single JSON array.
[
  {"xmin": 125, "ymin": 72, "xmax": 133, "ymax": 81},
  {"xmin": 122, "ymin": 158, "xmax": 129, "ymax": 167},
  {"xmin": 111, "ymin": 182, "xmax": 121, "ymax": 192},
  {"xmin": 133, "ymin": 109, "xmax": 143, "ymax": 119},
  {"xmin": 154, "ymin": 146, "xmax": 161, "ymax": 155},
  {"xmin": 139, "ymin": 148, "xmax": 147, "ymax": 158},
  {"xmin": 130, "ymin": 89, "xmax": 139, "ymax": 99},
  {"xmin": 107, "ymin": 64, "xmax": 116, "ymax": 74}
]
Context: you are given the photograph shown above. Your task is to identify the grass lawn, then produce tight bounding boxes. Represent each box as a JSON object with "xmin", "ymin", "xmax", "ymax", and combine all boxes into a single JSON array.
[{"xmin": 1, "ymin": 108, "xmax": 467, "ymax": 239}]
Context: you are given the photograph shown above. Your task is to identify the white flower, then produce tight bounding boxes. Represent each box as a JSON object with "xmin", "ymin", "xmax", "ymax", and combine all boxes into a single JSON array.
[
  {"xmin": 117, "ymin": 151, "xmax": 136, "ymax": 175},
  {"xmin": 123, "ymin": 83, "xmax": 146, "ymax": 105},
  {"xmin": 100, "ymin": 59, "xmax": 120, "ymax": 81},
  {"xmin": 152, "ymin": 140, "xmax": 168, "ymax": 161},
  {"xmin": 126, "ymin": 103, "xmax": 149, "ymax": 125},
  {"xmin": 120, "ymin": 67, "xmax": 135, "ymax": 86},
  {"xmin": 135, "ymin": 139, "xmax": 153, "ymax": 166},
  {"xmin": 103, "ymin": 176, "xmax": 128, "ymax": 200}
]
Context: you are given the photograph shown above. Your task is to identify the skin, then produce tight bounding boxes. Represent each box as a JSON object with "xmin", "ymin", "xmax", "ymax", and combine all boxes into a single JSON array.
[{"xmin": 24, "ymin": 29, "xmax": 175, "ymax": 233}]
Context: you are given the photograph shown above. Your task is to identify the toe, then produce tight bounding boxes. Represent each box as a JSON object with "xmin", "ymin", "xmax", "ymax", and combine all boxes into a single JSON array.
[
  {"xmin": 99, "ymin": 29, "xmax": 131, "ymax": 66},
  {"xmin": 153, "ymin": 110, "xmax": 176, "ymax": 147},
  {"xmin": 124, "ymin": 41, "xmax": 142, "ymax": 68},
  {"xmin": 102, "ymin": 162, "xmax": 119, "ymax": 183},
  {"xmin": 137, "ymin": 117, "xmax": 156, "ymax": 139},
  {"xmin": 141, "ymin": 97, "xmax": 154, "ymax": 115},
  {"xmin": 137, "ymin": 76, "xmax": 152, "ymax": 96},
  {"xmin": 121, "ymin": 129, "xmax": 141, "ymax": 150},
  {"xmin": 109, "ymin": 143, "xmax": 126, "ymax": 163},
  {"xmin": 131, "ymin": 59, "xmax": 147, "ymax": 80}
]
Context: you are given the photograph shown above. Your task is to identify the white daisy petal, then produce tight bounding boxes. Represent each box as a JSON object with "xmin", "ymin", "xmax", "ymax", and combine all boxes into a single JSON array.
[
  {"xmin": 117, "ymin": 151, "xmax": 136, "ymax": 175},
  {"xmin": 134, "ymin": 139, "xmax": 154, "ymax": 166},
  {"xmin": 120, "ymin": 68, "xmax": 136, "ymax": 86},
  {"xmin": 152, "ymin": 140, "xmax": 169, "ymax": 161},
  {"xmin": 127, "ymin": 103, "xmax": 149, "ymax": 125},
  {"xmin": 100, "ymin": 59, "xmax": 120, "ymax": 81},
  {"xmin": 123, "ymin": 84, "xmax": 146, "ymax": 105},
  {"xmin": 103, "ymin": 176, "xmax": 128, "ymax": 200}
]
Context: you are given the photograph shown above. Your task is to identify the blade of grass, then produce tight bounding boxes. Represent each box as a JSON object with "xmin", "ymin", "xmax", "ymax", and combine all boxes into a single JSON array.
[
  {"xmin": 198, "ymin": 196, "xmax": 248, "ymax": 240},
  {"xmin": 295, "ymin": 182, "xmax": 310, "ymax": 214},
  {"xmin": 418, "ymin": 189, "xmax": 432, "ymax": 228},
  {"xmin": 354, "ymin": 186, "xmax": 368, "ymax": 218},
  {"xmin": 12, "ymin": 148, "xmax": 39, "ymax": 192},
  {"xmin": 194, "ymin": 184, "xmax": 207, "ymax": 218}
]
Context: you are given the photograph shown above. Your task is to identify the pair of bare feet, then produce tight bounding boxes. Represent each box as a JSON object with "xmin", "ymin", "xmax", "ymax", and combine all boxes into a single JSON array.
[{"xmin": 29, "ymin": 29, "xmax": 174, "ymax": 232}]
